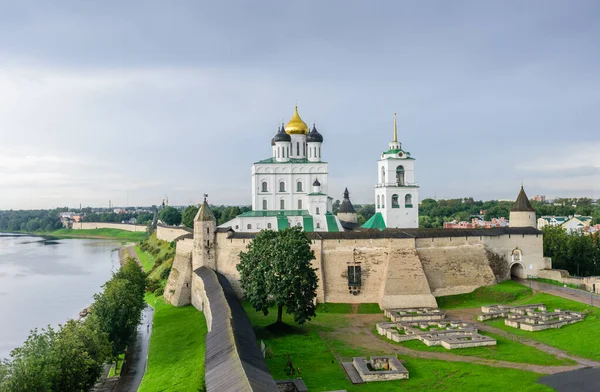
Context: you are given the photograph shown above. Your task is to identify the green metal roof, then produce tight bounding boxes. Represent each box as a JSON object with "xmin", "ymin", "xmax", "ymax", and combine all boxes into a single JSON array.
[
  {"xmin": 325, "ymin": 214, "xmax": 339, "ymax": 232},
  {"xmin": 308, "ymin": 192, "xmax": 327, "ymax": 196},
  {"xmin": 303, "ymin": 216, "xmax": 314, "ymax": 232},
  {"xmin": 361, "ymin": 212, "xmax": 386, "ymax": 230}
]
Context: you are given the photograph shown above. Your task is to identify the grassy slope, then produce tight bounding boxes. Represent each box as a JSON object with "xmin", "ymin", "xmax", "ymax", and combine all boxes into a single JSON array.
[
  {"xmin": 133, "ymin": 234, "xmax": 173, "ymax": 279},
  {"xmin": 138, "ymin": 294, "xmax": 207, "ymax": 392},
  {"xmin": 134, "ymin": 245, "xmax": 155, "ymax": 272},
  {"xmin": 48, "ymin": 228, "xmax": 146, "ymax": 242},
  {"xmin": 485, "ymin": 292, "xmax": 600, "ymax": 361},
  {"xmin": 437, "ymin": 280, "xmax": 532, "ymax": 309},
  {"xmin": 245, "ymin": 303, "xmax": 552, "ymax": 392},
  {"xmin": 316, "ymin": 303, "xmax": 382, "ymax": 314},
  {"xmin": 394, "ymin": 331, "xmax": 573, "ymax": 366}
]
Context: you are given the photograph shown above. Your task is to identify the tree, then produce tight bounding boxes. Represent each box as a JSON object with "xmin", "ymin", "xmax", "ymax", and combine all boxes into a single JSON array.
[
  {"xmin": 159, "ymin": 206, "xmax": 182, "ymax": 226},
  {"xmin": 237, "ymin": 227, "xmax": 318, "ymax": 325},
  {"xmin": 332, "ymin": 199, "xmax": 341, "ymax": 215},
  {"xmin": 181, "ymin": 205, "xmax": 199, "ymax": 228}
]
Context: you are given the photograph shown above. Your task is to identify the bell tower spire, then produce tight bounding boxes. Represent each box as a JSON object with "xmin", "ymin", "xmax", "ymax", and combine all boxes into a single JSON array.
[
  {"xmin": 393, "ymin": 112, "xmax": 398, "ymax": 142},
  {"xmin": 389, "ymin": 112, "xmax": 401, "ymax": 150}
]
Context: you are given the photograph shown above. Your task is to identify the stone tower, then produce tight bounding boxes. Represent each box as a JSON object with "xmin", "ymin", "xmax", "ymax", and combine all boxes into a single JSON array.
[
  {"xmin": 337, "ymin": 188, "xmax": 358, "ymax": 223},
  {"xmin": 193, "ymin": 196, "xmax": 217, "ymax": 270},
  {"xmin": 374, "ymin": 113, "xmax": 419, "ymax": 228},
  {"xmin": 509, "ymin": 186, "xmax": 537, "ymax": 228}
]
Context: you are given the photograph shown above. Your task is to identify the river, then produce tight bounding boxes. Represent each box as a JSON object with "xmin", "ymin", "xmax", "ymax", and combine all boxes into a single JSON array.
[{"xmin": 0, "ymin": 233, "xmax": 124, "ymax": 359}]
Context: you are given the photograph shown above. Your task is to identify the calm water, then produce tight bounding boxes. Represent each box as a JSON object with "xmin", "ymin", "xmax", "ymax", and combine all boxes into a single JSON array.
[{"xmin": 0, "ymin": 234, "xmax": 124, "ymax": 359}]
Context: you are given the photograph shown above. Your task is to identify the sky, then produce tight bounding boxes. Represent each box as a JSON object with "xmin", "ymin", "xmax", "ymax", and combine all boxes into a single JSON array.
[{"xmin": 1, "ymin": 0, "xmax": 599, "ymax": 209}]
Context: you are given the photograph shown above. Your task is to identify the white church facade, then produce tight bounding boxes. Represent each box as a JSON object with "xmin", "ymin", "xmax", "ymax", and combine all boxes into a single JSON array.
[{"xmin": 221, "ymin": 107, "xmax": 343, "ymax": 232}]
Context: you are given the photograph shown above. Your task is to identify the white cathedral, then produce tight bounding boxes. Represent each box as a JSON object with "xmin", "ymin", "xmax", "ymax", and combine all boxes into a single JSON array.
[{"xmin": 220, "ymin": 107, "xmax": 418, "ymax": 232}]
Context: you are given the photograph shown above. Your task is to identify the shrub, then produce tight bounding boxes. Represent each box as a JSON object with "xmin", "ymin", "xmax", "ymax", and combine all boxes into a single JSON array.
[
  {"xmin": 153, "ymin": 287, "xmax": 164, "ymax": 296},
  {"xmin": 146, "ymin": 279, "xmax": 160, "ymax": 293},
  {"xmin": 160, "ymin": 267, "xmax": 172, "ymax": 281}
]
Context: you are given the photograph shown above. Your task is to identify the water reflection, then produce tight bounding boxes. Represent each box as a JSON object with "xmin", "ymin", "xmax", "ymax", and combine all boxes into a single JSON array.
[{"xmin": 0, "ymin": 234, "xmax": 124, "ymax": 358}]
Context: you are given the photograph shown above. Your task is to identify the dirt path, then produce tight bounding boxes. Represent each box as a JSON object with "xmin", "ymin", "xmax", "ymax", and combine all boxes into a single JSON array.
[
  {"xmin": 321, "ymin": 312, "xmax": 597, "ymax": 375},
  {"xmin": 119, "ymin": 246, "xmax": 145, "ymax": 272}
]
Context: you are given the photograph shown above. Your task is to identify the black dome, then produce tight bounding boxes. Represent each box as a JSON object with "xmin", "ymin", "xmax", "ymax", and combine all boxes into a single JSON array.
[
  {"xmin": 306, "ymin": 124, "xmax": 323, "ymax": 143},
  {"xmin": 313, "ymin": 178, "xmax": 321, "ymax": 187},
  {"xmin": 273, "ymin": 125, "xmax": 291, "ymax": 143}
]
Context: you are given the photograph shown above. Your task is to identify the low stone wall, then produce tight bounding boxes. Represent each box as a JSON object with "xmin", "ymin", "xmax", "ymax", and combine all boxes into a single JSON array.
[
  {"xmin": 70, "ymin": 222, "xmax": 147, "ymax": 232},
  {"xmin": 194, "ymin": 267, "xmax": 278, "ymax": 392},
  {"xmin": 537, "ymin": 269, "xmax": 600, "ymax": 292},
  {"xmin": 156, "ymin": 224, "xmax": 193, "ymax": 242}
]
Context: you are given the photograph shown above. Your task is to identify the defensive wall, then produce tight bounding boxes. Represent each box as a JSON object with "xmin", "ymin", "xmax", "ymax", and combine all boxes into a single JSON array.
[
  {"xmin": 537, "ymin": 269, "xmax": 600, "ymax": 293},
  {"xmin": 156, "ymin": 224, "xmax": 193, "ymax": 242},
  {"xmin": 70, "ymin": 222, "xmax": 147, "ymax": 232},
  {"xmin": 166, "ymin": 226, "xmax": 547, "ymax": 310}
]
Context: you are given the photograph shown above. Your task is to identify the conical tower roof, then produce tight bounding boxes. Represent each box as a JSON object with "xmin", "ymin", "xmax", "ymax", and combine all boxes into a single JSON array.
[
  {"xmin": 338, "ymin": 188, "xmax": 356, "ymax": 213},
  {"xmin": 511, "ymin": 186, "xmax": 535, "ymax": 212},
  {"xmin": 195, "ymin": 197, "xmax": 216, "ymax": 222}
]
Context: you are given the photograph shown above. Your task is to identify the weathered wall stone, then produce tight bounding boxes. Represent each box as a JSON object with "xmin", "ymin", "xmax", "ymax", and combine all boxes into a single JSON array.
[
  {"xmin": 164, "ymin": 238, "xmax": 194, "ymax": 306},
  {"xmin": 156, "ymin": 225, "xmax": 192, "ymax": 242}
]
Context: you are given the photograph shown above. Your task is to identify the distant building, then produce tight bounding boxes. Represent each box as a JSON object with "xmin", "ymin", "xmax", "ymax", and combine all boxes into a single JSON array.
[
  {"xmin": 444, "ymin": 217, "xmax": 509, "ymax": 229},
  {"xmin": 538, "ymin": 215, "xmax": 593, "ymax": 233},
  {"xmin": 533, "ymin": 195, "xmax": 546, "ymax": 203}
]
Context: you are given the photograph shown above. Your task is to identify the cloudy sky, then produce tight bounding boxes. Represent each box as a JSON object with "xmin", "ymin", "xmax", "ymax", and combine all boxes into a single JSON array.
[{"xmin": 1, "ymin": 1, "xmax": 599, "ymax": 209}]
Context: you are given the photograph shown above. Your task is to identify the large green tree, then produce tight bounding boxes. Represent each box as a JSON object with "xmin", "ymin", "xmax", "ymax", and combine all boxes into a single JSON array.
[
  {"xmin": 237, "ymin": 227, "xmax": 318, "ymax": 325},
  {"xmin": 181, "ymin": 205, "xmax": 199, "ymax": 228},
  {"xmin": 158, "ymin": 206, "xmax": 182, "ymax": 226}
]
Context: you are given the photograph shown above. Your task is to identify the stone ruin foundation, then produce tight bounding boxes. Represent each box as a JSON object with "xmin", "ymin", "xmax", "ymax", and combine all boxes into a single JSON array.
[
  {"xmin": 384, "ymin": 307, "xmax": 446, "ymax": 322},
  {"xmin": 376, "ymin": 319, "xmax": 496, "ymax": 349},
  {"xmin": 342, "ymin": 356, "xmax": 409, "ymax": 383},
  {"xmin": 478, "ymin": 304, "xmax": 585, "ymax": 331}
]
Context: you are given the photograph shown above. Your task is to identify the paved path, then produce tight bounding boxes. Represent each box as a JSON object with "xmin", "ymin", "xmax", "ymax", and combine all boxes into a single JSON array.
[
  {"xmin": 516, "ymin": 278, "xmax": 600, "ymax": 308},
  {"xmin": 539, "ymin": 367, "xmax": 600, "ymax": 392}
]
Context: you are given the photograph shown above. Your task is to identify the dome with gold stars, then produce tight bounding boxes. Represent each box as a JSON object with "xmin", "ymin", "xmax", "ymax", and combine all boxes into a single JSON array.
[{"xmin": 284, "ymin": 106, "xmax": 309, "ymax": 135}]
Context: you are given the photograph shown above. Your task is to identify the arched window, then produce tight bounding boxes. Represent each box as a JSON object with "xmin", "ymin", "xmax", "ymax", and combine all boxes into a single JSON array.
[
  {"xmin": 381, "ymin": 166, "xmax": 386, "ymax": 184},
  {"xmin": 316, "ymin": 222, "xmax": 321, "ymax": 229},
  {"xmin": 277, "ymin": 148, "xmax": 280, "ymax": 158},
  {"xmin": 267, "ymin": 223, "xmax": 272, "ymax": 229},
  {"xmin": 296, "ymin": 222, "xmax": 302, "ymax": 227},
  {"xmin": 262, "ymin": 199, "xmax": 267, "ymax": 210},
  {"xmin": 377, "ymin": 195, "xmax": 380, "ymax": 208},
  {"xmin": 297, "ymin": 181, "xmax": 303, "ymax": 192},
  {"xmin": 396, "ymin": 165, "xmax": 405, "ymax": 186},
  {"xmin": 303, "ymin": 143, "xmax": 305, "ymax": 156},
  {"xmin": 381, "ymin": 196, "xmax": 385, "ymax": 209},
  {"xmin": 392, "ymin": 194, "xmax": 399, "ymax": 208},
  {"xmin": 261, "ymin": 182, "xmax": 267, "ymax": 192},
  {"xmin": 297, "ymin": 142, "xmax": 300, "ymax": 156},
  {"xmin": 287, "ymin": 146, "xmax": 290, "ymax": 157},
  {"xmin": 405, "ymin": 194, "xmax": 413, "ymax": 207},
  {"xmin": 280, "ymin": 199, "xmax": 285, "ymax": 210},
  {"xmin": 279, "ymin": 181, "xmax": 285, "ymax": 192},
  {"xmin": 247, "ymin": 224, "xmax": 252, "ymax": 230},
  {"xmin": 298, "ymin": 199, "xmax": 303, "ymax": 210},
  {"xmin": 316, "ymin": 207, "xmax": 320, "ymax": 215}
]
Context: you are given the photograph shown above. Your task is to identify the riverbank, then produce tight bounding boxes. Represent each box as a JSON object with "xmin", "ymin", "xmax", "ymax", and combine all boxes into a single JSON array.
[{"xmin": 7, "ymin": 228, "xmax": 147, "ymax": 242}]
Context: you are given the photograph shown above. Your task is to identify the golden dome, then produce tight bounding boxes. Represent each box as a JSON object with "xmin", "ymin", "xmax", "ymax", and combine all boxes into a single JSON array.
[{"xmin": 284, "ymin": 106, "xmax": 309, "ymax": 134}]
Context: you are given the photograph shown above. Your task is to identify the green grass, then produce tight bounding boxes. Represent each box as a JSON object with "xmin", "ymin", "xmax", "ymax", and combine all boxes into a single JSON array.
[
  {"xmin": 107, "ymin": 354, "xmax": 125, "ymax": 377},
  {"xmin": 485, "ymin": 292, "xmax": 600, "ymax": 361},
  {"xmin": 44, "ymin": 228, "xmax": 146, "ymax": 242},
  {"xmin": 138, "ymin": 294, "xmax": 207, "ymax": 392},
  {"xmin": 316, "ymin": 303, "xmax": 382, "ymax": 314},
  {"xmin": 437, "ymin": 281, "xmax": 532, "ymax": 310},
  {"xmin": 245, "ymin": 303, "xmax": 552, "ymax": 391},
  {"xmin": 135, "ymin": 245, "xmax": 155, "ymax": 272},
  {"xmin": 391, "ymin": 331, "xmax": 573, "ymax": 366}
]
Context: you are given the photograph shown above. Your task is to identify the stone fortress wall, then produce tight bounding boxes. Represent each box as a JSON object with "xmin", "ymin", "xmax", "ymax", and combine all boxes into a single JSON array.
[
  {"xmin": 155, "ymin": 224, "xmax": 192, "ymax": 242},
  {"xmin": 163, "ymin": 227, "xmax": 547, "ymax": 309},
  {"xmin": 70, "ymin": 222, "xmax": 147, "ymax": 232}
]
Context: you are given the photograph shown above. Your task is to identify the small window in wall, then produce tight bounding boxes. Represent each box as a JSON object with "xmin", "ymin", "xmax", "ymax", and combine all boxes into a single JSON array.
[
  {"xmin": 279, "ymin": 181, "xmax": 285, "ymax": 192},
  {"xmin": 392, "ymin": 194, "xmax": 399, "ymax": 208},
  {"xmin": 280, "ymin": 199, "xmax": 285, "ymax": 210},
  {"xmin": 381, "ymin": 166, "xmax": 386, "ymax": 184},
  {"xmin": 297, "ymin": 181, "xmax": 303, "ymax": 192},
  {"xmin": 206, "ymin": 227, "xmax": 209, "ymax": 234},
  {"xmin": 247, "ymin": 224, "xmax": 252, "ymax": 230},
  {"xmin": 396, "ymin": 165, "xmax": 405, "ymax": 185},
  {"xmin": 235, "ymin": 225, "xmax": 239, "ymax": 229},
  {"xmin": 316, "ymin": 207, "xmax": 320, "ymax": 215},
  {"xmin": 348, "ymin": 265, "xmax": 361, "ymax": 295},
  {"xmin": 263, "ymin": 199, "xmax": 267, "ymax": 210},
  {"xmin": 298, "ymin": 199, "xmax": 303, "ymax": 209},
  {"xmin": 297, "ymin": 142, "xmax": 300, "ymax": 156},
  {"xmin": 316, "ymin": 222, "xmax": 320, "ymax": 229},
  {"xmin": 377, "ymin": 195, "xmax": 380, "ymax": 208},
  {"xmin": 405, "ymin": 194, "xmax": 413, "ymax": 207},
  {"xmin": 296, "ymin": 222, "xmax": 302, "ymax": 227},
  {"xmin": 262, "ymin": 182, "xmax": 268, "ymax": 192},
  {"xmin": 267, "ymin": 223, "xmax": 272, "ymax": 229}
]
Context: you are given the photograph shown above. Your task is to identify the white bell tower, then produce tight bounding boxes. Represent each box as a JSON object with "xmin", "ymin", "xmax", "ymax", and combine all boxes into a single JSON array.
[{"xmin": 374, "ymin": 113, "xmax": 419, "ymax": 228}]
